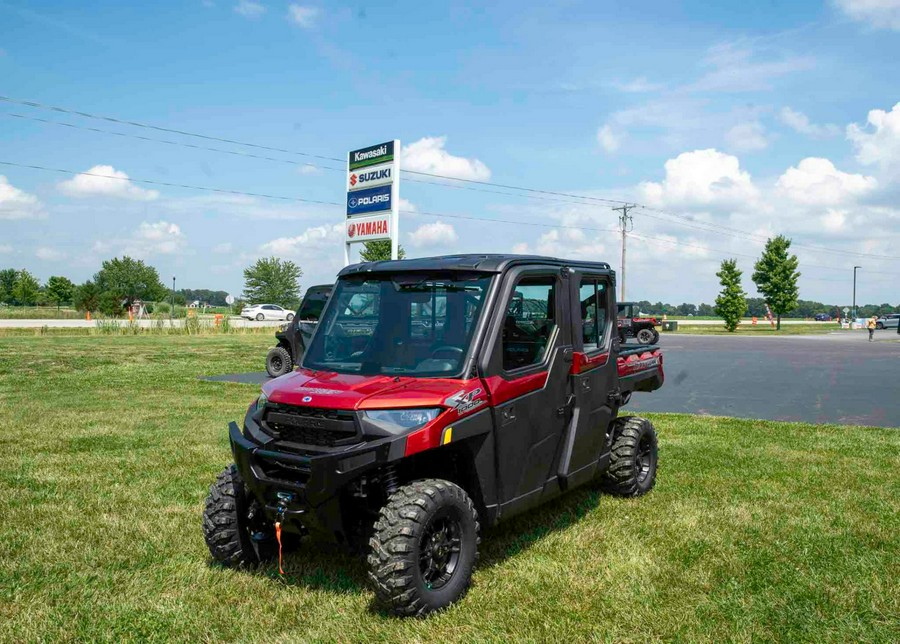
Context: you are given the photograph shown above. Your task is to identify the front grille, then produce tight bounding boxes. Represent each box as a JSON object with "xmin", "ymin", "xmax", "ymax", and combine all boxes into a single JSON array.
[{"xmin": 262, "ymin": 404, "xmax": 359, "ymax": 447}]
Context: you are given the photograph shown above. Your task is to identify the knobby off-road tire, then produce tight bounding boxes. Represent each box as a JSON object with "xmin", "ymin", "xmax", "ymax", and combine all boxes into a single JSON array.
[
  {"xmin": 203, "ymin": 464, "xmax": 274, "ymax": 567},
  {"xmin": 603, "ymin": 416, "xmax": 658, "ymax": 497},
  {"xmin": 266, "ymin": 346, "xmax": 292, "ymax": 377},
  {"xmin": 650, "ymin": 329, "xmax": 660, "ymax": 344},
  {"xmin": 367, "ymin": 479, "xmax": 480, "ymax": 617},
  {"xmin": 636, "ymin": 328, "xmax": 655, "ymax": 344}
]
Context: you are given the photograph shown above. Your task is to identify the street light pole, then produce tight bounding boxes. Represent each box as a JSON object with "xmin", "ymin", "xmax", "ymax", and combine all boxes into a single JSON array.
[
  {"xmin": 171, "ymin": 276, "xmax": 176, "ymax": 321},
  {"xmin": 852, "ymin": 266, "xmax": 861, "ymax": 320}
]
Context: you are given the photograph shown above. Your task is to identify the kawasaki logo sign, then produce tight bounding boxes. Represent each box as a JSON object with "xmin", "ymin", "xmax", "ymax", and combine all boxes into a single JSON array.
[
  {"xmin": 346, "ymin": 214, "xmax": 390, "ymax": 242},
  {"xmin": 348, "ymin": 141, "xmax": 394, "ymax": 171}
]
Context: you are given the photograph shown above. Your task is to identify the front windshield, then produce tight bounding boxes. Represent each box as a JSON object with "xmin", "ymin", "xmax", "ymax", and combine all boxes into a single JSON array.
[{"xmin": 303, "ymin": 272, "xmax": 493, "ymax": 377}]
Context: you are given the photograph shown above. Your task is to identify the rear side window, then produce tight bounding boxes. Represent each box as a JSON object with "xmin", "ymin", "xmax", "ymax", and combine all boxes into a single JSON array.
[
  {"xmin": 579, "ymin": 278, "xmax": 608, "ymax": 351},
  {"xmin": 298, "ymin": 290, "xmax": 329, "ymax": 321},
  {"xmin": 502, "ymin": 276, "xmax": 557, "ymax": 371}
]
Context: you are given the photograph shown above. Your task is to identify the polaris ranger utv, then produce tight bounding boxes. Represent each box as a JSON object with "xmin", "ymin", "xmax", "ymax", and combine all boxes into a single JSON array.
[
  {"xmin": 203, "ymin": 255, "xmax": 664, "ymax": 616},
  {"xmin": 617, "ymin": 301, "xmax": 660, "ymax": 345},
  {"xmin": 265, "ymin": 284, "xmax": 332, "ymax": 377}
]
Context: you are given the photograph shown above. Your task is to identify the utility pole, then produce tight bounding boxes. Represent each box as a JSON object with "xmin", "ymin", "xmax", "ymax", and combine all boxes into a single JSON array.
[
  {"xmin": 852, "ymin": 265, "xmax": 861, "ymax": 320},
  {"xmin": 612, "ymin": 204, "xmax": 635, "ymax": 301}
]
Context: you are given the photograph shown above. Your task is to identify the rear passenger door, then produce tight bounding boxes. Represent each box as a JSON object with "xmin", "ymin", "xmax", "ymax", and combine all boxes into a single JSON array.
[
  {"xmin": 481, "ymin": 267, "xmax": 572, "ymax": 517},
  {"xmin": 557, "ymin": 272, "xmax": 617, "ymax": 489}
]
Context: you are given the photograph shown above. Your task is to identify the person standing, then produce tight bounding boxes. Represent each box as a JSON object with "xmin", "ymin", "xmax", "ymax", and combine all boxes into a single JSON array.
[{"xmin": 866, "ymin": 315, "xmax": 877, "ymax": 341}]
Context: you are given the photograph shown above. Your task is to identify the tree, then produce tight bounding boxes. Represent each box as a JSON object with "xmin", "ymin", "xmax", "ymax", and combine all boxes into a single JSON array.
[
  {"xmin": 676, "ymin": 303, "xmax": 697, "ymax": 316},
  {"xmin": 242, "ymin": 257, "xmax": 302, "ymax": 307},
  {"xmin": 714, "ymin": 259, "xmax": 747, "ymax": 333},
  {"xmin": 752, "ymin": 235, "xmax": 800, "ymax": 330},
  {"xmin": 73, "ymin": 281, "xmax": 101, "ymax": 313},
  {"xmin": 0, "ymin": 268, "xmax": 18, "ymax": 304},
  {"xmin": 359, "ymin": 240, "xmax": 406, "ymax": 262},
  {"xmin": 45, "ymin": 276, "xmax": 76, "ymax": 310},
  {"xmin": 12, "ymin": 269, "xmax": 40, "ymax": 306},
  {"xmin": 94, "ymin": 256, "xmax": 167, "ymax": 306}
]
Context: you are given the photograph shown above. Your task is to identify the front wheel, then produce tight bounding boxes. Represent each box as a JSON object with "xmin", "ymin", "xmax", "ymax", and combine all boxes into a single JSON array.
[
  {"xmin": 266, "ymin": 346, "xmax": 292, "ymax": 377},
  {"xmin": 202, "ymin": 465, "xmax": 275, "ymax": 567},
  {"xmin": 286, "ymin": 313, "xmax": 294, "ymax": 322},
  {"xmin": 636, "ymin": 328, "xmax": 655, "ymax": 344},
  {"xmin": 876, "ymin": 322, "xmax": 884, "ymax": 329},
  {"xmin": 367, "ymin": 479, "xmax": 480, "ymax": 617},
  {"xmin": 603, "ymin": 416, "xmax": 658, "ymax": 497}
]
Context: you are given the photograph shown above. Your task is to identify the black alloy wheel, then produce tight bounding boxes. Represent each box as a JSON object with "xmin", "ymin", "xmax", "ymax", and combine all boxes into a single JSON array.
[{"xmin": 419, "ymin": 513, "xmax": 462, "ymax": 590}]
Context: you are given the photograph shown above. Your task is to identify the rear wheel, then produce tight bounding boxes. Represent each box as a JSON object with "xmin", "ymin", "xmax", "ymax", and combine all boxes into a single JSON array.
[
  {"xmin": 367, "ymin": 479, "xmax": 480, "ymax": 617},
  {"xmin": 266, "ymin": 346, "xmax": 292, "ymax": 377},
  {"xmin": 603, "ymin": 416, "xmax": 658, "ymax": 497},
  {"xmin": 256, "ymin": 312, "xmax": 264, "ymax": 321},
  {"xmin": 876, "ymin": 322, "xmax": 884, "ymax": 329},
  {"xmin": 286, "ymin": 313, "xmax": 294, "ymax": 322},
  {"xmin": 202, "ymin": 464, "xmax": 275, "ymax": 567},
  {"xmin": 636, "ymin": 328, "xmax": 655, "ymax": 344},
  {"xmin": 650, "ymin": 329, "xmax": 660, "ymax": 344}
]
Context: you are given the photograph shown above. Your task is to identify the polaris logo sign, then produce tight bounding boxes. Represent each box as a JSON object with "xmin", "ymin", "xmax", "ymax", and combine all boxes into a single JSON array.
[
  {"xmin": 346, "ymin": 214, "xmax": 390, "ymax": 242},
  {"xmin": 345, "ymin": 139, "xmax": 400, "ymax": 259},
  {"xmin": 347, "ymin": 163, "xmax": 393, "ymax": 191},
  {"xmin": 347, "ymin": 184, "xmax": 392, "ymax": 216}
]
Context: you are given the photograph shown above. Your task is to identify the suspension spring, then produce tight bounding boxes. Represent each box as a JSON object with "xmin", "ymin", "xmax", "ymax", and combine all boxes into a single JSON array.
[{"xmin": 382, "ymin": 464, "xmax": 399, "ymax": 496}]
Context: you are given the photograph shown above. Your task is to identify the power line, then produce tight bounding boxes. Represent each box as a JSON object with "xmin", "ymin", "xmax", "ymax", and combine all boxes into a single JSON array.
[
  {"xmin": 3, "ymin": 94, "xmax": 898, "ymax": 261},
  {"xmin": 0, "ymin": 159, "xmax": 620, "ymax": 235}
]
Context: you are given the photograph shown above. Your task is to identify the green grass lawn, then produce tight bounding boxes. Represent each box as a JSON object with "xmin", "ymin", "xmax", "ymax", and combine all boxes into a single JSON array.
[
  {"xmin": 664, "ymin": 322, "xmax": 851, "ymax": 336},
  {"xmin": 0, "ymin": 335, "xmax": 897, "ymax": 642}
]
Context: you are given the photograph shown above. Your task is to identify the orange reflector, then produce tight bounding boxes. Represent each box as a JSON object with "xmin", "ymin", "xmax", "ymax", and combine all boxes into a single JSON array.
[{"xmin": 275, "ymin": 521, "xmax": 284, "ymax": 575}]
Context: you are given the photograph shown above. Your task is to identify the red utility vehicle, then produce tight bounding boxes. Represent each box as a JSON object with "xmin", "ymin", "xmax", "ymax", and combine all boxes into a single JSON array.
[
  {"xmin": 617, "ymin": 301, "xmax": 660, "ymax": 344},
  {"xmin": 203, "ymin": 255, "xmax": 664, "ymax": 616}
]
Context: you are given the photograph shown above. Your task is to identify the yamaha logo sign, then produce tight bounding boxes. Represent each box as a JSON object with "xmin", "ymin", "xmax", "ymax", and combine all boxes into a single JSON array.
[{"xmin": 345, "ymin": 214, "xmax": 390, "ymax": 242}]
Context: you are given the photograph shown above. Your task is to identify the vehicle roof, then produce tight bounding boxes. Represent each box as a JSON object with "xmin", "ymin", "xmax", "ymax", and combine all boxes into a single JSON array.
[{"xmin": 338, "ymin": 253, "xmax": 613, "ymax": 277}]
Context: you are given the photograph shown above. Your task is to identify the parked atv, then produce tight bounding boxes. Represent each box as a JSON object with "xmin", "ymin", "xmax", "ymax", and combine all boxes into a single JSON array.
[
  {"xmin": 264, "ymin": 284, "xmax": 332, "ymax": 377},
  {"xmin": 204, "ymin": 255, "xmax": 664, "ymax": 616},
  {"xmin": 617, "ymin": 301, "xmax": 660, "ymax": 344}
]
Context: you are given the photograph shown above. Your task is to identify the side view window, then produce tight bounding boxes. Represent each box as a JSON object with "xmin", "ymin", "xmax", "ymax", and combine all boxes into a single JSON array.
[
  {"xmin": 502, "ymin": 276, "xmax": 557, "ymax": 371},
  {"xmin": 579, "ymin": 278, "xmax": 608, "ymax": 351}
]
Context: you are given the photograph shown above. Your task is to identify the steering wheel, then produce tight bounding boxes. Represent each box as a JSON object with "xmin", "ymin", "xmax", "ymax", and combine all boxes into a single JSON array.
[{"xmin": 431, "ymin": 346, "xmax": 464, "ymax": 360}]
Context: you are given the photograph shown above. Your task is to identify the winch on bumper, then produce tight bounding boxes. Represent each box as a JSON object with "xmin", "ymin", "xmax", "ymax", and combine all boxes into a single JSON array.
[{"xmin": 229, "ymin": 405, "xmax": 407, "ymax": 539}]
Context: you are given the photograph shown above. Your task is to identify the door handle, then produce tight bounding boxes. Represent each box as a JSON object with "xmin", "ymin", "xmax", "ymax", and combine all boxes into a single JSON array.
[{"xmin": 501, "ymin": 406, "xmax": 516, "ymax": 424}]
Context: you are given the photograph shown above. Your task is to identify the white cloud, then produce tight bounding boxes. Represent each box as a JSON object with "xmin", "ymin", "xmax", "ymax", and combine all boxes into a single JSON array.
[
  {"xmin": 288, "ymin": 4, "xmax": 319, "ymax": 28},
  {"xmin": 687, "ymin": 41, "xmax": 814, "ymax": 93},
  {"xmin": 59, "ymin": 165, "xmax": 159, "ymax": 201},
  {"xmin": 260, "ymin": 223, "xmax": 344, "ymax": 257},
  {"xmin": 513, "ymin": 228, "xmax": 607, "ymax": 261},
  {"xmin": 834, "ymin": 0, "xmax": 900, "ymax": 31},
  {"xmin": 597, "ymin": 125, "xmax": 621, "ymax": 153},
  {"xmin": 36, "ymin": 247, "xmax": 67, "ymax": 261},
  {"xmin": 821, "ymin": 209, "xmax": 848, "ymax": 233},
  {"xmin": 93, "ymin": 220, "xmax": 186, "ymax": 258},
  {"xmin": 213, "ymin": 242, "xmax": 234, "ymax": 254},
  {"xmin": 613, "ymin": 77, "xmax": 664, "ymax": 93},
  {"xmin": 398, "ymin": 197, "xmax": 417, "ymax": 213},
  {"xmin": 0, "ymin": 244, "xmax": 13, "ymax": 254},
  {"xmin": 235, "ymin": 1, "xmax": 265, "ymax": 18},
  {"xmin": 725, "ymin": 121, "xmax": 769, "ymax": 152},
  {"xmin": 776, "ymin": 158, "xmax": 877, "ymax": 205},
  {"xmin": 847, "ymin": 102, "xmax": 900, "ymax": 170},
  {"xmin": 407, "ymin": 221, "xmax": 458, "ymax": 248},
  {"xmin": 779, "ymin": 107, "xmax": 840, "ymax": 138},
  {"xmin": 401, "ymin": 137, "xmax": 491, "ymax": 181},
  {"xmin": 0, "ymin": 175, "xmax": 44, "ymax": 220},
  {"xmin": 639, "ymin": 149, "xmax": 759, "ymax": 209},
  {"xmin": 297, "ymin": 163, "xmax": 321, "ymax": 175}
]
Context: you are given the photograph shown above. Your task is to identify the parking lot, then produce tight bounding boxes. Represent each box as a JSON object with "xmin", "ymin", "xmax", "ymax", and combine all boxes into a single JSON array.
[{"xmin": 628, "ymin": 332, "xmax": 900, "ymax": 427}]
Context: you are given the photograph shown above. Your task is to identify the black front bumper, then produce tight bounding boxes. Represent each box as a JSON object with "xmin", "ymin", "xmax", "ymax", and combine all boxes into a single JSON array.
[{"xmin": 229, "ymin": 408, "xmax": 405, "ymax": 538}]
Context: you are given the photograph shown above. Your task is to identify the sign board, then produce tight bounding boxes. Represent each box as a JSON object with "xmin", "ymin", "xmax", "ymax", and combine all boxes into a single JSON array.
[
  {"xmin": 345, "ymin": 139, "xmax": 400, "ymax": 264},
  {"xmin": 346, "ymin": 213, "xmax": 391, "ymax": 242},
  {"xmin": 347, "ymin": 184, "xmax": 392, "ymax": 216},
  {"xmin": 225, "ymin": 294, "xmax": 235, "ymax": 305}
]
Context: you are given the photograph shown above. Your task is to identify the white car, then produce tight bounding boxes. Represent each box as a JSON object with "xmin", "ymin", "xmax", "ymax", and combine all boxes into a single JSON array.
[
  {"xmin": 875, "ymin": 313, "xmax": 899, "ymax": 330},
  {"xmin": 241, "ymin": 304, "xmax": 294, "ymax": 322}
]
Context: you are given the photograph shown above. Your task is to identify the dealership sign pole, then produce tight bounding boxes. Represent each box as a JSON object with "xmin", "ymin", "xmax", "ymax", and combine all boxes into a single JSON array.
[{"xmin": 345, "ymin": 140, "xmax": 400, "ymax": 265}]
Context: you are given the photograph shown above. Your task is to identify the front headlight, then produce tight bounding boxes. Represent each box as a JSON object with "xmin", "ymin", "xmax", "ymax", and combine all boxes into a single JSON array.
[
  {"xmin": 363, "ymin": 408, "xmax": 441, "ymax": 435},
  {"xmin": 256, "ymin": 392, "xmax": 268, "ymax": 411}
]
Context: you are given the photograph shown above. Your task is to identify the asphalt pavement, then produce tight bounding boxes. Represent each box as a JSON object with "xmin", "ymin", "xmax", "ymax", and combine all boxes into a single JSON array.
[
  {"xmin": 202, "ymin": 330, "xmax": 900, "ymax": 428},
  {"xmin": 627, "ymin": 332, "xmax": 900, "ymax": 427}
]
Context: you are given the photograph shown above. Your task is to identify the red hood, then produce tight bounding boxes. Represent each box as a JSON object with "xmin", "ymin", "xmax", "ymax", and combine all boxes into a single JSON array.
[{"xmin": 262, "ymin": 367, "xmax": 475, "ymax": 410}]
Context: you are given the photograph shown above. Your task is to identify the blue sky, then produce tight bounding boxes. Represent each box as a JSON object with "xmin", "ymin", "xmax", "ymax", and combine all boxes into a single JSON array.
[{"xmin": 1, "ymin": 0, "xmax": 898, "ymax": 305}]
